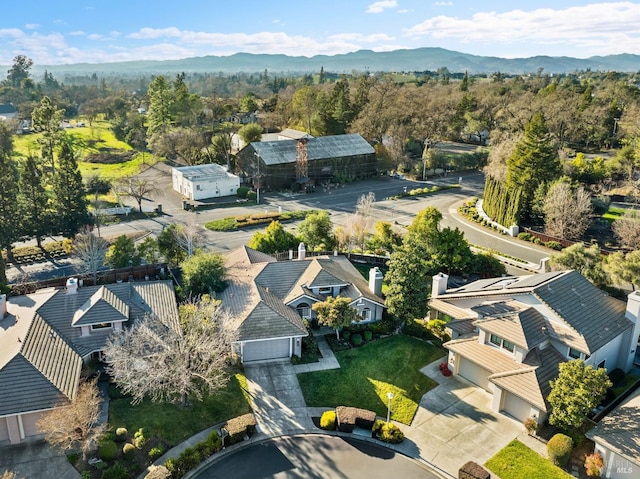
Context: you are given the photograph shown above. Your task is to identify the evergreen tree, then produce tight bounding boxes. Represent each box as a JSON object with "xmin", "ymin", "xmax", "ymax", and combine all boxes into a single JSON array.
[
  {"xmin": 51, "ymin": 143, "xmax": 89, "ymax": 238},
  {"xmin": 18, "ymin": 156, "xmax": 50, "ymax": 247},
  {"xmin": 31, "ymin": 96, "xmax": 66, "ymax": 174},
  {"xmin": 506, "ymin": 113, "xmax": 562, "ymax": 218},
  {"xmin": 0, "ymin": 124, "xmax": 20, "ymax": 258},
  {"xmin": 147, "ymin": 75, "xmax": 174, "ymax": 134}
]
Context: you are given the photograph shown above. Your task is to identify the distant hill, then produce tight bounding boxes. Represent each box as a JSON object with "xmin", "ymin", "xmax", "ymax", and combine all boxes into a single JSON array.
[{"xmin": 14, "ymin": 47, "xmax": 640, "ymax": 77}]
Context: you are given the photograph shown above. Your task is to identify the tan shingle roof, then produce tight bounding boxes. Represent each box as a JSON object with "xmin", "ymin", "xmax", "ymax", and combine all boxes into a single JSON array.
[
  {"xmin": 586, "ymin": 388, "xmax": 640, "ymax": 466},
  {"xmin": 429, "ymin": 298, "xmax": 475, "ymax": 320},
  {"xmin": 445, "ymin": 337, "xmax": 528, "ymax": 375},
  {"xmin": 474, "ymin": 307, "xmax": 548, "ymax": 350}
]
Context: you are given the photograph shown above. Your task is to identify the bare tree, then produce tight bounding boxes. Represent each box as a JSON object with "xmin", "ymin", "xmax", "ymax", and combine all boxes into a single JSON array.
[
  {"xmin": 104, "ymin": 298, "xmax": 236, "ymax": 407},
  {"xmin": 74, "ymin": 228, "xmax": 109, "ymax": 285},
  {"xmin": 349, "ymin": 192, "xmax": 376, "ymax": 252},
  {"xmin": 115, "ymin": 176, "xmax": 159, "ymax": 212},
  {"xmin": 172, "ymin": 217, "xmax": 203, "ymax": 258},
  {"xmin": 543, "ymin": 182, "xmax": 592, "ymax": 240},
  {"xmin": 36, "ymin": 378, "xmax": 104, "ymax": 460},
  {"xmin": 612, "ymin": 209, "xmax": 640, "ymax": 250},
  {"xmin": 1, "ymin": 471, "xmax": 20, "ymax": 479}
]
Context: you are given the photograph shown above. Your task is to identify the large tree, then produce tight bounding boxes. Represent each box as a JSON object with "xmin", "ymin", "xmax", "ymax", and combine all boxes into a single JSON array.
[
  {"xmin": 549, "ymin": 243, "xmax": 606, "ymax": 286},
  {"xmin": 74, "ymin": 229, "xmax": 109, "ymax": 285},
  {"xmin": 115, "ymin": 176, "xmax": 159, "ymax": 212},
  {"xmin": 297, "ymin": 211, "xmax": 336, "ymax": 251},
  {"xmin": 248, "ymin": 221, "xmax": 299, "ymax": 254},
  {"xmin": 238, "ymin": 122, "xmax": 263, "ymax": 145},
  {"xmin": 612, "ymin": 209, "xmax": 640, "ymax": 250},
  {"xmin": 5, "ymin": 55, "xmax": 33, "ymax": 87},
  {"xmin": 506, "ymin": 113, "xmax": 562, "ymax": 218},
  {"xmin": 105, "ymin": 298, "xmax": 236, "ymax": 406},
  {"xmin": 603, "ymin": 250, "xmax": 640, "ymax": 290},
  {"xmin": 147, "ymin": 75, "xmax": 174, "ymax": 134},
  {"xmin": 548, "ymin": 360, "xmax": 611, "ymax": 431},
  {"xmin": 181, "ymin": 252, "xmax": 226, "ymax": 297},
  {"xmin": 18, "ymin": 156, "xmax": 50, "ymax": 247},
  {"xmin": 543, "ymin": 181, "xmax": 593, "ymax": 240},
  {"xmin": 312, "ymin": 296, "xmax": 360, "ymax": 339},
  {"xmin": 51, "ymin": 142, "xmax": 89, "ymax": 237},
  {"xmin": 31, "ymin": 96, "xmax": 66, "ymax": 174},
  {"xmin": 36, "ymin": 378, "xmax": 104, "ymax": 460},
  {"xmin": 105, "ymin": 235, "xmax": 140, "ymax": 269},
  {"xmin": 0, "ymin": 125, "xmax": 20, "ymax": 258}
]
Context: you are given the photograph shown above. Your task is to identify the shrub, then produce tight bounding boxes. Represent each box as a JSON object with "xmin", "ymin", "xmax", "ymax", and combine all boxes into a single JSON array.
[
  {"xmin": 363, "ymin": 330, "xmax": 373, "ymax": 341},
  {"xmin": 523, "ymin": 417, "xmax": 538, "ymax": 435},
  {"xmin": 378, "ymin": 422, "xmax": 405, "ymax": 444},
  {"xmin": 439, "ymin": 362, "xmax": 452, "ymax": 377},
  {"xmin": 426, "ymin": 319, "xmax": 449, "ymax": 341},
  {"xmin": 517, "ymin": 232, "xmax": 533, "ymax": 242},
  {"xmin": 545, "ymin": 241, "xmax": 563, "ymax": 251},
  {"xmin": 402, "ymin": 320, "xmax": 437, "ymax": 341},
  {"xmin": 101, "ymin": 462, "xmax": 128, "ymax": 479},
  {"xmin": 122, "ymin": 443, "xmax": 136, "ymax": 456},
  {"xmin": 115, "ymin": 427, "xmax": 128, "ymax": 442},
  {"xmin": 67, "ymin": 454, "xmax": 78, "ymax": 464},
  {"xmin": 82, "ymin": 471, "xmax": 92, "ymax": 479},
  {"xmin": 224, "ymin": 413, "xmax": 257, "ymax": 445},
  {"xmin": 99, "ymin": 440, "xmax": 118, "ymax": 461},
  {"xmin": 237, "ymin": 186, "xmax": 250, "ymax": 198},
  {"xmin": 145, "ymin": 465, "xmax": 171, "ymax": 479},
  {"xmin": 148, "ymin": 446, "xmax": 164, "ymax": 460},
  {"xmin": 584, "ymin": 452, "xmax": 604, "ymax": 477},
  {"xmin": 547, "ymin": 433, "xmax": 573, "ymax": 466},
  {"xmin": 351, "ymin": 333, "xmax": 363, "ymax": 346},
  {"xmin": 608, "ymin": 368, "xmax": 625, "ymax": 385},
  {"xmin": 369, "ymin": 316, "xmax": 397, "ymax": 335},
  {"xmin": 133, "ymin": 428, "xmax": 146, "ymax": 449},
  {"xmin": 342, "ymin": 330, "xmax": 351, "ymax": 341},
  {"xmin": 206, "ymin": 430, "xmax": 222, "ymax": 453},
  {"xmin": 320, "ymin": 410, "xmax": 337, "ymax": 430},
  {"xmin": 247, "ymin": 191, "xmax": 257, "ymax": 201}
]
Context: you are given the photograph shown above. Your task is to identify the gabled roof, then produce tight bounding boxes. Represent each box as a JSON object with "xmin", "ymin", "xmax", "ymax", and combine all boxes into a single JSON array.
[
  {"xmin": 475, "ymin": 307, "xmax": 548, "ymax": 350},
  {"xmin": 72, "ymin": 286, "xmax": 129, "ymax": 326},
  {"xmin": 0, "ymin": 104, "xmax": 17, "ymax": 115},
  {"xmin": 432, "ymin": 270, "xmax": 632, "ymax": 355},
  {"xmin": 586, "ymin": 388, "xmax": 640, "ymax": 466},
  {"xmin": 250, "ymin": 134, "xmax": 374, "ymax": 166}
]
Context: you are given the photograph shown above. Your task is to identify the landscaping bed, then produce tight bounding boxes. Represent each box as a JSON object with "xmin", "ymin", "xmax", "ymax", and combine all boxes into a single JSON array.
[
  {"xmin": 298, "ymin": 335, "xmax": 444, "ymax": 424},
  {"xmin": 205, "ymin": 209, "xmax": 320, "ymax": 231},
  {"xmin": 389, "ymin": 184, "xmax": 459, "ymax": 200}
]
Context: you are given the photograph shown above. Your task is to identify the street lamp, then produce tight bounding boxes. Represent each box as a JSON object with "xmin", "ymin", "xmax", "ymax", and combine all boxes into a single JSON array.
[{"xmin": 386, "ymin": 392, "xmax": 394, "ymax": 424}]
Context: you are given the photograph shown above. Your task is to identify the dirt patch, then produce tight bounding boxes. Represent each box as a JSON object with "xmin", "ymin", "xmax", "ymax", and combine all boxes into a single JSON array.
[{"xmin": 85, "ymin": 148, "xmax": 137, "ymax": 164}]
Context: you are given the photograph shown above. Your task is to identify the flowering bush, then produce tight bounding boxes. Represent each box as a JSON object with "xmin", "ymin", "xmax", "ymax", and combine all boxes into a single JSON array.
[
  {"xmin": 439, "ymin": 362, "xmax": 452, "ymax": 377},
  {"xmin": 584, "ymin": 452, "xmax": 604, "ymax": 477}
]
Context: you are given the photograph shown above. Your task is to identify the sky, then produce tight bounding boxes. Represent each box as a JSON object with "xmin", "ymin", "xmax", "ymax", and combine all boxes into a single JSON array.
[{"xmin": 1, "ymin": 1, "xmax": 640, "ymax": 65}]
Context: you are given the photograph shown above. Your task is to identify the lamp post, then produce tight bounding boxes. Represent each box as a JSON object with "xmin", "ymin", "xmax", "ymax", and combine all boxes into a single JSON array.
[{"xmin": 386, "ymin": 392, "xmax": 394, "ymax": 424}]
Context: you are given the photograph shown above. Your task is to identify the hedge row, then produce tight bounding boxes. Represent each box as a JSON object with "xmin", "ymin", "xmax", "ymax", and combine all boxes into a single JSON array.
[
  {"xmin": 205, "ymin": 210, "xmax": 319, "ymax": 232},
  {"xmin": 389, "ymin": 184, "xmax": 458, "ymax": 200}
]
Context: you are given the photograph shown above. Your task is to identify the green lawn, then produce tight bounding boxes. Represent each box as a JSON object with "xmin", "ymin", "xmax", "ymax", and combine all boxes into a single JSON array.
[
  {"xmin": 297, "ymin": 335, "xmax": 444, "ymax": 424},
  {"xmin": 108, "ymin": 373, "xmax": 252, "ymax": 446},
  {"xmin": 602, "ymin": 206, "xmax": 626, "ymax": 223},
  {"xmin": 485, "ymin": 440, "xmax": 573, "ymax": 479}
]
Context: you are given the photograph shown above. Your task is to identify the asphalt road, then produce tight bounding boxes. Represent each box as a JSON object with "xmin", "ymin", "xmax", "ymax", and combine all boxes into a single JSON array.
[
  {"xmin": 7, "ymin": 169, "xmax": 551, "ymax": 282},
  {"xmin": 193, "ymin": 435, "xmax": 443, "ymax": 479}
]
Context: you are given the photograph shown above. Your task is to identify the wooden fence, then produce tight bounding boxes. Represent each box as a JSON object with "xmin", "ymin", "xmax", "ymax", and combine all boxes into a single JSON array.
[{"xmin": 270, "ymin": 250, "xmax": 389, "ymax": 266}]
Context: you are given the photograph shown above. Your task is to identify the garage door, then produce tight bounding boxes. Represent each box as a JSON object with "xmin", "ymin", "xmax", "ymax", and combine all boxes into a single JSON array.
[
  {"xmin": 243, "ymin": 338, "xmax": 290, "ymax": 362},
  {"xmin": 502, "ymin": 392, "xmax": 532, "ymax": 422},
  {"xmin": 0, "ymin": 417, "xmax": 9, "ymax": 442},
  {"xmin": 21, "ymin": 411, "xmax": 44, "ymax": 438},
  {"xmin": 458, "ymin": 357, "xmax": 491, "ymax": 391}
]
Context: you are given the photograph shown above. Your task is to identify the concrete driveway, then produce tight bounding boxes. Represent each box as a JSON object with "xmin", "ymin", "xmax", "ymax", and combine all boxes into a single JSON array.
[{"xmin": 0, "ymin": 440, "xmax": 81, "ymax": 479}]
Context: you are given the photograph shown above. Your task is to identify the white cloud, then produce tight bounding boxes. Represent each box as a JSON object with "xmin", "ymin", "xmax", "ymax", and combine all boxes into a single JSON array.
[
  {"xmin": 366, "ymin": 1, "xmax": 398, "ymax": 14},
  {"xmin": 69, "ymin": 30, "xmax": 85, "ymax": 36},
  {"xmin": 87, "ymin": 34, "xmax": 103, "ymax": 40},
  {"xmin": 24, "ymin": 24, "xmax": 40, "ymax": 30},
  {"xmin": 397, "ymin": 9, "xmax": 411, "ymax": 14},
  {"xmin": 110, "ymin": 31, "xmax": 122, "ymax": 38},
  {"xmin": 329, "ymin": 33, "xmax": 395, "ymax": 43},
  {"xmin": 433, "ymin": 1, "xmax": 452, "ymax": 6},
  {"xmin": 406, "ymin": 2, "xmax": 640, "ymax": 56},
  {"xmin": 129, "ymin": 27, "xmax": 182, "ymax": 39}
]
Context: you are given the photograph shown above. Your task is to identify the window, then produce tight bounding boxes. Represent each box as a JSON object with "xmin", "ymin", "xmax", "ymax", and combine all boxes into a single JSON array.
[
  {"xmin": 91, "ymin": 322, "xmax": 112, "ymax": 330},
  {"xmin": 318, "ymin": 287, "xmax": 332, "ymax": 295},
  {"xmin": 489, "ymin": 334, "xmax": 501, "ymax": 346},
  {"xmin": 502, "ymin": 340, "xmax": 515, "ymax": 353},
  {"xmin": 362, "ymin": 308, "xmax": 371, "ymax": 321},
  {"xmin": 568, "ymin": 347, "xmax": 581, "ymax": 359},
  {"xmin": 598, "ymin": 360, "xmax": 606, "ymax": 369},
  {"xmin": 296, "ymin": 303, "xmax": 311, "ymax": 318}
]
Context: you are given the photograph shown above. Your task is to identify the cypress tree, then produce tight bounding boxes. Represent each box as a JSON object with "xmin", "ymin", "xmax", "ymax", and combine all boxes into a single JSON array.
[{"xmin": 51, "ymin": 142, "xmax": 90, "ymax": 238}]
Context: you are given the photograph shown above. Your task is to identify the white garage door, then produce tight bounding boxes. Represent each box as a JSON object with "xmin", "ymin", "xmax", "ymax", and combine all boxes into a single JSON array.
[
  {"xmin": 458, "ymin": 357, "xmax": 491, "ymax": 391},
  {"xmin": 243, "ymin": 338, "xmax": 290, "ymax": 362},
  {"xmin": 502, "ymin": 392, "xmax": 532, "ymax": 422},
  {"xmin": 0, "ymin": 417, "xmax": 9, "ymax": 442},
  {"xmin": 21, "ymin": 411, "xmax": 44, "ymax": 438}
]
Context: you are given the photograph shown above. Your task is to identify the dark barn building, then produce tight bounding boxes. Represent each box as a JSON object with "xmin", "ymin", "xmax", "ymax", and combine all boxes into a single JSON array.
[{"xmin": 237, "ymin": 134, "xmax": 376, "ymax": 191}]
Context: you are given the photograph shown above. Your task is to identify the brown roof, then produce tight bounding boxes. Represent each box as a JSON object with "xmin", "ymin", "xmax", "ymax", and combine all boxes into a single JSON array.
[
  {"xmin": 445, "ymin": 337, "xmax": 528, "ymax": 375},
  {"xmin": 474, "ymin": 307, "xmax": 548, "ymax": 350}
]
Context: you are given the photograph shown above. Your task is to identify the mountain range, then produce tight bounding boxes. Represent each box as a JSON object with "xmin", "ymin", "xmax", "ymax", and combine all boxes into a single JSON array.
[{"xmin": 18, "ymin": 47, "xmax": 640, "ymax": 77}]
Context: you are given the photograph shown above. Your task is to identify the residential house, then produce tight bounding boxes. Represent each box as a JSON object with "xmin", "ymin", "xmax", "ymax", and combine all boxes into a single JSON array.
[
  {"xmin": 172, "ymin": 163, "xmax": 240, "ymax": 201},
  {"xmin": 220, "ymin": 245, "xmax": 385, "ymax": 362},
  {"xmin": 586, "ymin": 388, "xmax": 640, "ymax": 479},
  {"xmin": 0, "ymin": 104, "xmax": 17, "ymax": 121},
  {"xmin": 236, "ymin": 133, "xmax": 376, "ymax": 190},
  {"xmin": 428, "ymin": 271, "xmax": 640, "ymax": 423},
  {"xmin": 0, "ymin": 278, "xmax": 178, "ymax": 445}
]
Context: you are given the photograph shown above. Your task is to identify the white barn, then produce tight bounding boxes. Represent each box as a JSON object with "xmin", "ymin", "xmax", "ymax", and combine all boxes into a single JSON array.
[{"xmin": 172, "ymin": 164, "xmax": 240, "ymax": 201}]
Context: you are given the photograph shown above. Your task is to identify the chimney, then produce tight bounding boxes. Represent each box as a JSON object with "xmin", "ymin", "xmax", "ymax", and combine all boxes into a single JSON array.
[
  {"xmin": 369, "ymin": 267, "xmax": 383, "ymax": 296},
  {"xmin": 289, "ymin": 249, "xmax": 294, "ymax": 260},
  {"xmin": 66, "ymin": 277, "xmax": 78, "ymax": 294},
  {"xmin": 298, "ymin": 242, "xmax": 306, "ymax": 261},
  {"xmin": 0, "ymin": 294, "xmax": 6, "ymax": 318},
  {"xmin": 431, "ymin": 273, "xmax": 449, "ymax": 298}
]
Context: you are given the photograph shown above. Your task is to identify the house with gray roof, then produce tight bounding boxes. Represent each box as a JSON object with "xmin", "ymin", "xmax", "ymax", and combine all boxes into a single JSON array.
[
  {"xmin": 221, "ymin": 245, "xmax": 385, "ymax": 362},
  {"xmin": 428, "ymin": 271, "xmax": 640, "ymax": 424},
  {"xmin": 0, "ymin": 278, "xmax": 177, "ymax": 445},
  {"xmin": 586, "ymin": 388, "xmax": 640, "ymax": 478},
  {"xmin": 236, "ymin": 133, "xmax": 376, "ymax": 190}
]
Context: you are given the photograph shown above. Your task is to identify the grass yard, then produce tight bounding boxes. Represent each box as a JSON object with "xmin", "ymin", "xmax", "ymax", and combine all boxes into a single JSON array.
[
  {"xmin": 108, "ymin": 373, "xmax": 252, "ymax": 446},
  {"xmin": 485, "ymin": 440, "xmax": 573, "ymax": 479},
  {"xmin": 602, "ymin": 206, "xmax": 626, "ymax": 223},
  {"xmin": 297, "ymin": 335, "xmax": 444, "ymax": 424}
]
